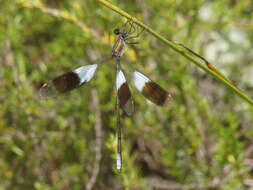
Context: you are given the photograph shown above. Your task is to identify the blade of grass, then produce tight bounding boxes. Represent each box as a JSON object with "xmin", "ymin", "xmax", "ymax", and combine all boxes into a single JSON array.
[{"xmin": 97, "ymin": 0, "xmax": 253, "ymax": 106}]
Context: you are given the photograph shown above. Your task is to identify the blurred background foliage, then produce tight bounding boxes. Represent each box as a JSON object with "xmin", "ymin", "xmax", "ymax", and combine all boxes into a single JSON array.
[{"xmin": 0, "ymin": 0, "xmax": 253, "ymax": 189}]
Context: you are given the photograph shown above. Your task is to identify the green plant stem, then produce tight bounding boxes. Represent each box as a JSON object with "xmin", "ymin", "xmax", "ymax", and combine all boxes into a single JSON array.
[{"xmin": 97, "ymin": 0, "xmax": 253, "ymax": 106}]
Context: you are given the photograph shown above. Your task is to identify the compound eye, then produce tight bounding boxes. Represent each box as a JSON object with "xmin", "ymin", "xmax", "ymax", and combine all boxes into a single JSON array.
[
  {"xmin": 121, "ymin": 30, "xmax": 128, "ymax": 37},
  {"xmin": 123, "ymin": 32, "xmax": 128, "ymax": 38},
  {"xmin": 114, "ymin": 28, "xmax": 120, "ymax": 35}
]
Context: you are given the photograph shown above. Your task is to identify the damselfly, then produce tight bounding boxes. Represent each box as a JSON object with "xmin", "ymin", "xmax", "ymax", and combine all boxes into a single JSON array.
[{"xmin": 40, "ymin": 23, "xmax": 171, "ymax": 171}]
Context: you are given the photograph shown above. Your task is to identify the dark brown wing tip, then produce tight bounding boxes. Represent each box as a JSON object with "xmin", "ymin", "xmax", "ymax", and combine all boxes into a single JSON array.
[
  {"xmin": 142, "ymin": 81, "xmax": 171, "ymax": 106},
  {"xmin": 52, "ymin": 72, "xmax": 80, "ymax": 93},
  {"xmin": 118, "ymin": 83, "xmax": 134, "ymax": 116}
]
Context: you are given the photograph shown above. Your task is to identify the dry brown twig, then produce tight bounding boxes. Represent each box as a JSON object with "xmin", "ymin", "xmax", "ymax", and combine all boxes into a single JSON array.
[
  {"xmin": 19, "ymin": 0, "xmax": 101, "ymax": 38},
  {"xmin": 85, "ymin": 89, "xmax": 103, "ymax": 190},
  {"xmin": 146, "ymin": 166, "xmax": 252, "ymax": 190}
]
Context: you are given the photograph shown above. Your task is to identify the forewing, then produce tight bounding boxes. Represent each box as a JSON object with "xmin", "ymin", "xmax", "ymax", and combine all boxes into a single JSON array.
[
  {"xmin": 132, "ymin": 71, "xmax": 171, "ymax": 105},
  {"xmin": 40, "ymin": 64, "xmax": 97, "ymax": 98},
  {"xmin": 116, "ymin": 69, "xmax": 134, "ymax": 116}
]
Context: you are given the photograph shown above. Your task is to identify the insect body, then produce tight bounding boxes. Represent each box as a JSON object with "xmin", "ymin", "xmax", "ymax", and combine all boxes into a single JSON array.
[{"xmin": 111, "ymin": 28, "xmax": 128, "ymax": 59}]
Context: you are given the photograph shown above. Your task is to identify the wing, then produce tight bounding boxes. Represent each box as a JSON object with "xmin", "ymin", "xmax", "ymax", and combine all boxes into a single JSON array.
[
  {"xmin": 132, "ymin": 71, "xmax": 171, "ymax": 105},
  {"xmin": 116, "ymin": 68, "xmax": 134, "ymax": 116},
  {"xmin": 40, "ymin": 64, "xmax": 98, "ymax": 98}
]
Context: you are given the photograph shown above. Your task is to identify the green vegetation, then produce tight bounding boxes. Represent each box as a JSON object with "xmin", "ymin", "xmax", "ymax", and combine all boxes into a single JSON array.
[{"xmin": 0, "ymin": 0, "xmax": 253, "ymax": 189}]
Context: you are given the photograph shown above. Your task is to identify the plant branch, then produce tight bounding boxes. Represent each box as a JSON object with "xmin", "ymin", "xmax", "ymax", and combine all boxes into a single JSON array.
[
  {"xmin": 147, "ymin": 166, "xmax": 252, "ymax": 189},
  {"xmin": 19, "ymin": 0, "xmax": 101, "ymax": 38},
  {"xmin": 97, "ymin": 0, "xmax": 253, "ymax": 106},
  {"xmin": 86, "ymin": 89, "xmax": 103, "ymax": 190}
]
